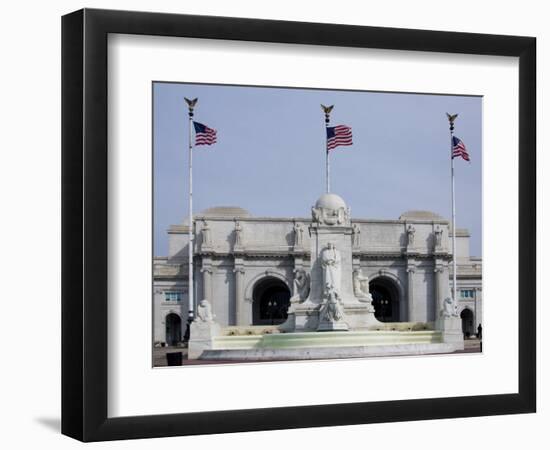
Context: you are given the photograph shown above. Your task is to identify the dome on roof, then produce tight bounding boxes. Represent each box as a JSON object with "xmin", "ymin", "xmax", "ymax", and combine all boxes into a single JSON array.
[
  {"xmin": 399, "ymin": 210, "xmax": 443, "ymax": 220},
  {"xmin": 315, "ymin": 193, "xmax": 347, "ymax": 210},
  {"xmin": 199, "ymin": 206, "xmax": 251, "ymax": 217}
]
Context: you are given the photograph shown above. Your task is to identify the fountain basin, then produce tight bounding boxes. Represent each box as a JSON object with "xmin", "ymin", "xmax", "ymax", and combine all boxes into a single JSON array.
[{"xmin": 197, "ymin": 329, "xmax": 463, "ymax": 361}]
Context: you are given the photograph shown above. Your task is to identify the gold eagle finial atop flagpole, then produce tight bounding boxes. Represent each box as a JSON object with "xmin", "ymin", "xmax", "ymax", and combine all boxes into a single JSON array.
[
  {"xmin": 446, "ymin": 112, "xmax": 458, "ymax": 133},
  {"xmin": 446, "ymin": 112, "xmax": 458, "ymax": 124},
  {"xmin": 185, "ymin": 97, "xmax": 198, "ymax": 108},
  {"xmin": 185, "ymin": 97, "xmax": 198, "ymax": 119},
  {"xmin": 321, "ymin": 104, "xmax": 334, "ymax": 114}
]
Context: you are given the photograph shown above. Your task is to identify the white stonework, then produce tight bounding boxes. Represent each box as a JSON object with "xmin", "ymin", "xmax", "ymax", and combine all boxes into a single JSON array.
[
  {"xmin": 187, "ymin": 319, "xmax": 221, "ymax": 359},
  {"xmin": 153, "ymin": 197, "xmax": 482, "ymax": 350}
]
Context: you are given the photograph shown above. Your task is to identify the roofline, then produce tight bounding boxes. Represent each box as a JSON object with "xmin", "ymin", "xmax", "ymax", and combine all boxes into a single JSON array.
[{"xmin": 173, "ymin": 216, "xmax": 453, "ymax": 226}]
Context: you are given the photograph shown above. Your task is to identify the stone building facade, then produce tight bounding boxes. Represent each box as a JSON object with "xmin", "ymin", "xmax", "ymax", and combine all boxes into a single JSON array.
[{"xmin": 153, "ymin": 205, "xmax": 482, "ymax": 345}]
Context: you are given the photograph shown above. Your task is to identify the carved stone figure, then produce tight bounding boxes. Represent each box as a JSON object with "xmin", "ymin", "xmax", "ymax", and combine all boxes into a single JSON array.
[
  {"xmin": 434, "ymin": 225, "xmax": 443, "ymax": 249},
  {"xmin": 201, "ymin": 219, "xmax": 211, "ymax": 248},
  {"xmin": 290, "ymin": 269, "xmax": 310, "ymax": 303},
  {"xmin": 310, "ymin": 193, "xmax": 350, "ymax": 226},
  {"xmin": 311, "ymin": 207, "xmax": 321, "ymax": 223},
  {"xmin": 352, "ymin": 269, "xmax": 370, "ymax": 298},
  {"xmin": 441, "ymin": 297, "xmax": 459, "ymax": 318},
  {"xmin": 293, "ymin": 222, "xmax": 304, "ymax": 248},
  {"xmin": 352, "ymin": 223, "xmax": 361, "ymax": 248},
  {"xmin": 197, "ymin": 299, "xmax": 215, "ymax": 322},
  {"xmin": 352, "ymin": 269, "xmax": 374, "ymax": 311},
  {"xmin": 312, "ymin": 206, "xmax": 348, "ymax": 226},
  {"xmin": 234, "ymin": 220, "xmax": 243, "ymax": 248},
  {"xmin": 321, "ymin": 243, "xmax": 342, "ymax": 295},
  {"xmin": 319, "ymin": 283, "xmax": 344, "ymax": 322},
  {"xmin": 407, "ymin": 224, "xmax": 416, "ymax": 246}
]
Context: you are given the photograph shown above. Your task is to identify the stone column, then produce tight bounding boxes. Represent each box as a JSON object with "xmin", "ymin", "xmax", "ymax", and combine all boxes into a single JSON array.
[
  {"xmin": 201, "ymin": 266, "xmax": 212, "ymax": 302},
  {"xmin": 434, "ymin": 266, "xmax": 443, "ymax": 320},
  {"xmin": 434, "ymin": 262, "xmax": 451, "ymax": 322},
  {"xmin": 475, "ymin": 287, "xmax": 483, "ymax": 331},
  {"xmin": 406, "ymin": 265, "xmax": 415, "ymax": 322},
  {"xmin": 233, "ymin": 265, "xmax": 246, "ymax": 326}
]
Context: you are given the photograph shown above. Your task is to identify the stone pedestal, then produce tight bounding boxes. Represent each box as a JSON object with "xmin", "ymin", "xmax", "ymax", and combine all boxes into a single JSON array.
[
  {"xmin": 188, "ymin": 320, "xmax": 221, "ymax": 359},
  {"xmin": 281, "ymin": 193, "xmax": 380, "ymax": 332},
  {"xmin": 436, "ymin": 316, "xmax": 464, "ymax": 349},
  {"xmin": 317, "ymin": 319, "xmax": 349, "ymax": 331}
]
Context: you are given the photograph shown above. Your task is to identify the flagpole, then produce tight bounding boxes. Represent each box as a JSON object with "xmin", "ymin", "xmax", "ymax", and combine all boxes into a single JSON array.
[
  {"xmin": 322, "ymin": 105, "xmax": 333, "ymax": 193},
  {"xmin": 326, "ymin": 128, "xmax": 330, "ymax": 194},
  {"xmin": 448, "ymin": 113, "xmax": 458, "ymax": 306},
  {"xmin": 185, "ymin": 98, "xmax": 197, "ymax": 322}
]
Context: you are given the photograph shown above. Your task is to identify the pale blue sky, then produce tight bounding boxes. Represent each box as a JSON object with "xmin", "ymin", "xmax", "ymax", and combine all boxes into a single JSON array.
[{"xmin": 153, "ymin": 82, "xmax": 482, "ymax": 257}]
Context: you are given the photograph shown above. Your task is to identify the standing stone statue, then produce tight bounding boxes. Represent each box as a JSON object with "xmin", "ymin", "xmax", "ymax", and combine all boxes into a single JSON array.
[
  {"xmin": 352, "ymin": 223, "xmax": 361, "ymax": 248},
  {"xmin": 434, "ymin": 225, "xmax": 443, "ymax": 249},
  {"xmin": 293, "ymin": 222, "xmax": 304, "ymax": 248},
  {"xmin": 290, "ymin": 269, "xmax": 310, "ymax": 303},
  {"xmin": 321, "ymin": 242, "xmax": 342, "ymax": 295},
  {"xmin": 201, "ymin": 219, "xmax": 211, "ymax": 248},
  {"xmin": 407, "ymin": 224, "xmax": 416, "ymax": 247},
  {"xmin": 234, "ymin": 220, "xmax": 243, "ymax": 248}
]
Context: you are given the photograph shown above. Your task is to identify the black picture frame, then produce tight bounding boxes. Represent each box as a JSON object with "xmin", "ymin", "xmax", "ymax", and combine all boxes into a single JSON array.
[{"xmin": 62, "ymin": 8, "xmax": 536, "ymax": 442}]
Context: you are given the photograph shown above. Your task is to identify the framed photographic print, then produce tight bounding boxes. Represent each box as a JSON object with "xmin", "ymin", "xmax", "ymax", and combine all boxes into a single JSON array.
[{"xmin": 62, "ymin": 8, "xmax": 536, "ymax": 442}]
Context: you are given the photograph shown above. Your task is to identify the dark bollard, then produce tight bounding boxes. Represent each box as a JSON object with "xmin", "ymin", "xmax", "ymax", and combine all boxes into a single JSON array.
[{"xmin": 166, "ymin": 351, "xmax": 183, "ymax": 366}]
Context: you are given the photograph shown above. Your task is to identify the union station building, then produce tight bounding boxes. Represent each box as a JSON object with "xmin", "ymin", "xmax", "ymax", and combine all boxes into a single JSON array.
[{"xmin": 153, "ymin": 205, "xmax": 482, "ymax": 346}]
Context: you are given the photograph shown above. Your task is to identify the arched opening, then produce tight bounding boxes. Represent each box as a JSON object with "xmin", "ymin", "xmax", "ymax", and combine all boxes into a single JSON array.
[
  {"xmin": 252, "ymin": 277, "xmax": 291, "ymax": 325},
  {"xmin": 460, "ymin": 308, "xmax": 475, "ymax": 338},
  {"xmin": 165, "ymin": 313, "xmax": 182, "ymax": 346},
  {"xmin": 369, "ymin": 277, "xmax": 401, "ymax": 322}
]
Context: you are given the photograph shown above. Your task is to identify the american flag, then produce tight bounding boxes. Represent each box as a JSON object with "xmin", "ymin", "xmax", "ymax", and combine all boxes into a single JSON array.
[
  {"xmin": 452, "ymin": 136, "xmax": 470, "ymax": 161},
  {"xmin": 326, "ymin": 125, "xmax": 353, "ymax": 151},
  {"xmin": 193, "ymin": 121, "xmax": 217, "ymax": 146}
]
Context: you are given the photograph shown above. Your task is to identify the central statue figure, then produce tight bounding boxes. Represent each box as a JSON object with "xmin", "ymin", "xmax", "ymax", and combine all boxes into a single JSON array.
[{"xmin": 321, "ymin": 242, "xmax": 342, "ymax": 296}]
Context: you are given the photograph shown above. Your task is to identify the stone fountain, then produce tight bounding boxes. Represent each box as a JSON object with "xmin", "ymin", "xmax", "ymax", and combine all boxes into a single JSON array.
[{"xmin": 188, "ymin": 193, "xmax": 464, "ymax": 360}]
